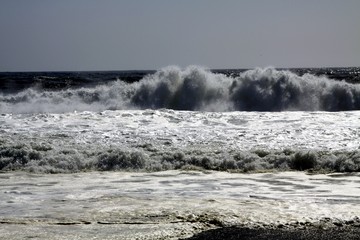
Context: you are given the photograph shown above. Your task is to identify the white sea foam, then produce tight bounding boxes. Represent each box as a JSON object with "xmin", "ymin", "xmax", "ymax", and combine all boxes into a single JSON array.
[
  {"xmin": 1, "ymin": 110, "xmax": 359, "ymax": 173},
  {"xmin": 1, "ymin": 170, "xmax": 360, "ymax": 239}
]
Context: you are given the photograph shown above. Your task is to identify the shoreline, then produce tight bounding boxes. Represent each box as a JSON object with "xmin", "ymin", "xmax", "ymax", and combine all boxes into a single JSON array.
[
  {"xmin": 185, "ymin": 217, "xmax": 360, "ymax": 239},
  {"xmin": 1, "ymin": 171, "xmax": 360, "ymax": 239},
  {"xmin": 2, "ymin": 218, "xmax": 360, "ymax": 239}
]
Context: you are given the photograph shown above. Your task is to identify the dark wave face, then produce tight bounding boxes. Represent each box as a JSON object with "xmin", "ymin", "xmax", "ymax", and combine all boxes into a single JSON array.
[{"xmin": 1, "ymin": 66, "xmax": 360, "ymax": 113}]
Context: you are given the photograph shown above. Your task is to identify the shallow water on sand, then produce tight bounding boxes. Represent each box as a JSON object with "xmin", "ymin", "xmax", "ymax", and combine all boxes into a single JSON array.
[{"xmin": 1, "ymin": 170, "xmax": 360, "ymax": 239}]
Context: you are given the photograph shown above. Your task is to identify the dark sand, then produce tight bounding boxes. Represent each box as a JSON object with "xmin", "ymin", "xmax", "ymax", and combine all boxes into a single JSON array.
[{"xmin": 185, "ymin": 226, "xmax": 360, "ymax": 240}]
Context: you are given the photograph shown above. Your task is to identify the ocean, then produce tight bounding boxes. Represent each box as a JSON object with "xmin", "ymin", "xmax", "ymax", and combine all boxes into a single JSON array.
[{"xmin": 1, "ymin": 66, "xmax": 360, "ymax": 239}]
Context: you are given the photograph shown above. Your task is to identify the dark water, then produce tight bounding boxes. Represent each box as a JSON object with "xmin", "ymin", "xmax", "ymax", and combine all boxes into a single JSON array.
[
  {"xmin": 1, "ymin": 67, "xmax": 359, "ymax": 93},
  {"xmin": 0, "ymin": 70, "xmax": 154, "ymax": 93}
]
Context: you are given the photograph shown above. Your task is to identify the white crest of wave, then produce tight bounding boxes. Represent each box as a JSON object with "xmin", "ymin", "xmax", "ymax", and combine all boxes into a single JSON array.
[
  {"xmin": 1, "ymin": 65, "xmax": 360, "ymax": 113},
  {"xmin": 131, "ymin": 65, "xmax": 360, "ymax": 111},
  {"xmin": 0, "ymin": 80, "xmax": 131, "ymax": 113},
  {"xmin": 131, "ymin": 65, "xmax": 233, "ymax": 111}
]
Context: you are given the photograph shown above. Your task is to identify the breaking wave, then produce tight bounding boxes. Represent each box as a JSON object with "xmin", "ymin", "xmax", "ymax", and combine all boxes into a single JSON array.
[
  {"xmin": 1, "ymin": 141, "xmax": 360, "ymax": 173},
  {"xmin": 1, "ymin": 66, "xmax": 360, "ymax": 113}
]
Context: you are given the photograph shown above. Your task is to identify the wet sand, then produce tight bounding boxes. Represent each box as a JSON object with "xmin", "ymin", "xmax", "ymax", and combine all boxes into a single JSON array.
[
  {"xmin": 2, "ymin": 219, "xmax": 360, "ymax": 240},
  {"xmin": 185, "ymin": 225, "xmax": 360, "ymax": 240}
]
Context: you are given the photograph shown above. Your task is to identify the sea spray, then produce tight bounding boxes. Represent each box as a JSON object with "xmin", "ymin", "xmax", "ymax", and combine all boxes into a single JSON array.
[{"xmin": 1, "ymin": 66, "xmax": 360, "ymax": 113}]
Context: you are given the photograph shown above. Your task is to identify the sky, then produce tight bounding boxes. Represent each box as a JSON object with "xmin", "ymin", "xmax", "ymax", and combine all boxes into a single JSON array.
[{"xmin": 0, "ymin": 0, "xmax": 359, "ymax": 71}]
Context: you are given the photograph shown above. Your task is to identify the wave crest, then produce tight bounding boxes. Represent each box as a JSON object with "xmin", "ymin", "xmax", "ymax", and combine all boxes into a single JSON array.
[
  {"xmin": 1, "ymin": 141, "xmax": 360, "ymax": 173},
  {"xmin": 132, "ymin": 66, "xmax": 233, "ymax": 111},
  {"xmin": 1, "ymin": 66, "xmax": 360, "ymax": 113}
]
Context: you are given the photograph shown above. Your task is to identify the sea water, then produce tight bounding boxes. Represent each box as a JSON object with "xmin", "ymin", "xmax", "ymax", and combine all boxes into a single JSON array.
[{"xmin": 1, "ymin": 66, "xmax": 360, "ymax": 239}]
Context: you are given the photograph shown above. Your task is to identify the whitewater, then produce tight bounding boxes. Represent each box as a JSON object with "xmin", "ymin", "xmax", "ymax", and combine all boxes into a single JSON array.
[
  {"xmin": 1, "ymin": 66, "xmax": 360, "ymax": 113},
  {"xmin": 1, "ymin": 66, "xmax": 360, "ymax": 239}
]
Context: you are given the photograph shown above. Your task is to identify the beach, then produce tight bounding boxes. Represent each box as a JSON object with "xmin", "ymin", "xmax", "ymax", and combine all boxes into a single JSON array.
[{"xmin": 1, "ymin": 170, "xmax": 360, "ymax": 239}]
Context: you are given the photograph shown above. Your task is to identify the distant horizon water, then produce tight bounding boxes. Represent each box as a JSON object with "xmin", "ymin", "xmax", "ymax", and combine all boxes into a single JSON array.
[{"xmin": 2, "ymin": 65, "xmax": 360, "ymax": 73}]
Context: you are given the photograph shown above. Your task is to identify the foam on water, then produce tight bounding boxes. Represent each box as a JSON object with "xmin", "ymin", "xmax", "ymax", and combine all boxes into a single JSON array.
[
  {"xmin": 1, "ymin": 170, "xmax": 360, "ymax": 239},
  {"xmin": 1, "ymin": 67, "xmax": 360, "ymax": 239},
  {"xmin": 1, "ymin": 66, "xmax": 360, "ymax": 113},
  {"xmin": 1, "ymin": 110, "xmax": 359, "ymax": 173}
]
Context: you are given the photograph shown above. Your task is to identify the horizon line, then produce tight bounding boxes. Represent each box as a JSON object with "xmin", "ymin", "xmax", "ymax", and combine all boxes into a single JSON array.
[{"xmin": 1, "ymin": 65, "xmax": 359, "ymax": 73}]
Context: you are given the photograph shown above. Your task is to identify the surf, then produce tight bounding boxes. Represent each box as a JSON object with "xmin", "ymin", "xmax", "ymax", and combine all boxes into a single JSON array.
[{"xmin": 1, "ymin": 66, "xmax": 360, "ymax": 113}]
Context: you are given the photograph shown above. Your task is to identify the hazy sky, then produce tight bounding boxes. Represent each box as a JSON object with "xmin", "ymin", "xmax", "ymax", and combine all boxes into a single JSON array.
[{"xmin": 0, "ymin": 0, "xmax": 359, "ymax": 71}]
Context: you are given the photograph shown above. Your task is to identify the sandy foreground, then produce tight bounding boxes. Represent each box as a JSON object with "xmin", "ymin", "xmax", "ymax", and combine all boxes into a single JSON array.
[{"xmin": 1, "ymin": 170, "xmax": 360, "ymax": 239}]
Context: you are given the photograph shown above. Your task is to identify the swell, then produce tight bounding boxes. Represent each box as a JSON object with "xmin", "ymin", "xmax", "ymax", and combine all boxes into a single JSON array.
[{"xmin": 1, "ymin": 66, "xmax": 360, "ymax": 113}]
